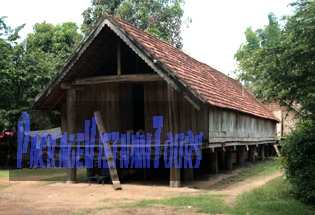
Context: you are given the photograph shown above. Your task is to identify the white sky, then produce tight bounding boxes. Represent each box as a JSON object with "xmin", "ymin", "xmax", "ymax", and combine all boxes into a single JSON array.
[{"xmin": 0, "ymin": 0, "xmax": 294, "ymax": 77}]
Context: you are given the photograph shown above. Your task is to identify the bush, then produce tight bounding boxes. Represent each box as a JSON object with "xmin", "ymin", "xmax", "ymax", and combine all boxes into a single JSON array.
[{"xmin": 281, "ymin": 118, "xmax": 315, "ymax": 205}]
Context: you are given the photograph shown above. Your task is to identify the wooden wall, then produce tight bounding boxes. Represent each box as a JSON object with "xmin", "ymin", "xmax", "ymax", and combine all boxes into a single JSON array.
[
  {"xmin": 208, "ymin": 108, "xmax": 276, "ymax": 143},
  {"xmin": 75, "ymin": 83, "xmax": 120, "ymax": 134},
  {"xmin": 143, "ymin": 82, "xmax": 208, "ymax": 141},
  {"xmin": 69, "ymin": 81, "xmax": 275, "ymax": 144}
]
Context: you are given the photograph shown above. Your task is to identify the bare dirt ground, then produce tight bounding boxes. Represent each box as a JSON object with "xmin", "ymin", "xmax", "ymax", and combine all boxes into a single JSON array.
[{"xmin": 0, "ymin": 165, "xmax": 282, "ymax": 215}]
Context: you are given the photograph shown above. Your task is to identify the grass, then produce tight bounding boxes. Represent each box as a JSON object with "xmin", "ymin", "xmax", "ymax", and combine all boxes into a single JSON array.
[
  {"xmin": 0, "ymin": 170, "xmax": 9, "ymax": 178},
  {"xmin": 41, "ymin": 168, "xmax": 87, "ymax": 184},
  {"xmin": 233, "ymin": 176, "xmax": 315, "ymax": 215},
  {"xmin": 231, "ymin": 158, "xmax": 280, "ymax": 179},
  {"xmin": 118, "ymin": 158, "xmax": 315, "ymax": 215},
  {"xmin": 0, "ymin": 167, "xmax": 86, "ymax": 183}
]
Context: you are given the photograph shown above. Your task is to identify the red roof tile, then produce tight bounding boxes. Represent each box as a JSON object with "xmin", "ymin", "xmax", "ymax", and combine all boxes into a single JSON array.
[{"xmin": 107, "ymin": 15, "xmax": 278, "ymax": 121}]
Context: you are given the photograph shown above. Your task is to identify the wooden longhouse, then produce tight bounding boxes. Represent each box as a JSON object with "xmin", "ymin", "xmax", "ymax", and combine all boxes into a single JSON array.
[{"xmin": 31, "ymin": 14, "xmax": 279, "ymax": 187}]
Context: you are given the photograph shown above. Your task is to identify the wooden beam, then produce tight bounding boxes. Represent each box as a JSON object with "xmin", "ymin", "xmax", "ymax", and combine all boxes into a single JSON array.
[
  {"xmin": 117, "ymin": 39, "xmax": 121, "ymax": 75},
  {"xmin": 94, "ymin": 111, "xmax": 122, "ymax": 190},
  {"xmin": 66, "ymin": 89, "xmax": 76, "ymax": 184},
  {"xmin": 60, "ymin": 83, "xmax": 85, "ymax": 90},
  {"xmin": 74, "ymin": 74, "xmax": 163, "ymax": 85},
  {"xmin": 168, "ymin": 84, "xmax": 180, "ymax": 188}
]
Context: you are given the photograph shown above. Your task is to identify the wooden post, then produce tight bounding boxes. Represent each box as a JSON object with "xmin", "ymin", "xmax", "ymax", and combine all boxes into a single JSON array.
[
  {"xmin": 94, "ymin": 111, "xmax": 122, "ymax": 190},
  {"xmin": 66, "ymin": 89, "xmax": 76, "ymax": 184},
  {"xmin": 209, "ymin": 149, "xmax": 218, "ymax": 174},
  {"xmin": 249, "ymin": 146, "xmax": 256, "ymax": 164},
  {"xmin": 225, "ymin": 149, "xmax": 233, "ymax": 171},
  {"xmin": 168, "ymin": 84, "xmax": 180, "ymax": 188},
  {"xmin": 265, "ymin": 144, "xmax": 270, "ymax": 159},
  {"xmin": 117, "ymin": 40, "xmax": 121, "ymax": 76},
  {"xmin": 237, "ymin": 147, "xmax": 244, "ymax": 166},
  {"xmin": 260, "ymin": 145, "xmax": 265, "ymax": 161}
]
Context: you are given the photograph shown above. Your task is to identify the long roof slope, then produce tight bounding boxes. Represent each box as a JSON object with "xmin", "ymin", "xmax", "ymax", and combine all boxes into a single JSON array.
[
  {"xmin": 108, "ymin": 15, "xmax": 278, "ymax": 121},
  {"xmin": 32, "ymin": 14, "xmax": 278, "ymax": 122}
]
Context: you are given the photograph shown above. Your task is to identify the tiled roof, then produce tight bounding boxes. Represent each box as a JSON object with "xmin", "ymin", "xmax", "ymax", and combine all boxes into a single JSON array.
[{"xmin": 107, "ymin": 15, "xmax": 278, "ymax": 121}]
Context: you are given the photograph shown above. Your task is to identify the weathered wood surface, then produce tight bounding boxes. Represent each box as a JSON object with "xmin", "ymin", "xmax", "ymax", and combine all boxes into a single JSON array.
[
  {"xmin": 74, "ymin": 74, "xmax": 163, "ymax": 85},
  {"xmin": 208, "ymin": 108, "xmax": 276, "ymax": 143},
  {"xmin": 94, "ymin": 111, "xmax": 122, "ymax": 190},
  {"xmin": 66, "ymin": 89, "xmax": 77, "ymax": 184},
  {"xmin": 168, "ymin": 84, "xmax": 180, "ymax": 188}
]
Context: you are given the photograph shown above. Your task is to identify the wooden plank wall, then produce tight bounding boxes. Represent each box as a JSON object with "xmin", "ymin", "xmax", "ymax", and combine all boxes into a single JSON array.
[
  {"xmin": 76, "ymin": 83, "xmax": 120, "ymax": 133},
  {"xmin": 208, "ymin": 107, "xmax": 276, "ymax": 143},
  {"xmin": 74, "ymin": 81, "xmax": 208, "ymax": 141},
  {"xmin": 144, "ymin": 82, "xmax": 207, "ymax": 141}
]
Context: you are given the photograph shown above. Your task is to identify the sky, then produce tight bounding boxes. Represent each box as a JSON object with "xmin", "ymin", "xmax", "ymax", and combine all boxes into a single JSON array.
[{"xmin": 0, "ymin": 0, "xmax": 294, "ymax": 77}]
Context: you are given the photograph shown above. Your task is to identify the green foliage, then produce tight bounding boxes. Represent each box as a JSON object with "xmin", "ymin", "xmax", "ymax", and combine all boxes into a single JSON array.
[
  {"xmin": 234, "ymin": 0, "xmax": 315, "ymax": 114},
  {"xmin": 281, "ymin": 118, "xmax": 315, "ymax": 205},
  {"xmin": 81, "ymin": 0, "xmax": 185, "ymax": 48},
  {"xmin": 0, "ymin": 18, "xmax": 81, "ymax": 132},
  {"xmin": 235, "ymin": 0, "xmax": 315, "ymax": 205}
]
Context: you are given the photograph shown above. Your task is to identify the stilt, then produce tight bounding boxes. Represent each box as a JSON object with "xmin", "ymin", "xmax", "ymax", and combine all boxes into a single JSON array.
[
  {"xmin": 66, "ymin": 89, "xmax": 76, "ymax": 184},
  {"xmin": 209, "ymin": 149, "xmax": 218, "ymax": 174},
  {"xmin": 168, "ymin": 84, "xmax": 180, "ymax": 188},
  {"xmin": 265, "ymin": 144, "xmax": 270, "ymax": 159},
  {"xmin": 225, "ymin": 149, "xmax": 233, "ymax": 170},
  {"xmin": 249, "ymin": 146, "xmax": 256, "ymax": 164},
  {"xmin": 237, "ymin": 147, "xmax": 244, "ymax": 166},
  {"xmin": 260, "ymin": 145, "xmax": 265, "ymax": 161}
]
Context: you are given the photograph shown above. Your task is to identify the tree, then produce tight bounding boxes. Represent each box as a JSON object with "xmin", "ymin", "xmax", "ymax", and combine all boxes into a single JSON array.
[
  {"xmin": 234, "ymin": 13, "xmax": 282, "ymax": 100},
  {"xmin": 0, "ymin": 19, "xmax": 82, "ymax": 132},
  {"xmin": 234, "ymin": 0, "xmax": 315, "ymax": 204},
  {"xmin": 81, "ymin": 0, "xmax": 185, "ymax": 48},
  {"xmin": 234, "ymin": 1, "xmax": 315, "ymax": 114}
]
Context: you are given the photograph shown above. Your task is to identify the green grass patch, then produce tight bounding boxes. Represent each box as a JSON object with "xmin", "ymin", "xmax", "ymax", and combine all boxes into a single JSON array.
[
  {"xmin": 233, "ymin": 176, "xmax": 315, "ymax": 215},
  {"xmin": 118, "ymin": 159, "xmax": 315, "ymax": 215},
  {"xmin": 216, "ymin": 158, "xmax": 281, "ymax": 188},
  {"xmin": 0, "ymin": 170, "xmax": 9, "ymax": 178},
  {"xmin": 42, "ymin": 168, "xmax": 86, "ymax": 184},
  {"xmin": 235, "ymin": 158, "xmax": 280, "ymax": 178},
  {"xmin": 121, "ymin": 195, "xmax": 230, "ymax": 214}
]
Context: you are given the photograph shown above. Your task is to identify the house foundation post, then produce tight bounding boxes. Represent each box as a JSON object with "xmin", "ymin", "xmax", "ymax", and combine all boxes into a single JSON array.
[
  {"xmin": 225, "ymin": 149, "xmax": 233, "ymax": 171},
  {"xmin": 66, "ymin": 88, "xmax": 76, "ymax": 183},
  {"xmin": 260, "ymin": 145, "xmax": 265, "ymax": 161},
  {"xmin": 209, "ymin": 149, "xmax": 218, "ymax": 174},
  {"xmin": 168, "ymin": 84, "xmax": 180, "ymax": 188},
  {"xmin": 237, "ymin": 147, "xmax": 244, "ymax": 166},
  {"xmin": 249, "ymin": 146, "xmax": 256, "ymax": 164},
  {"xmin": 265, "ymin": 144, "xmax": 270, "ymax": 159}
]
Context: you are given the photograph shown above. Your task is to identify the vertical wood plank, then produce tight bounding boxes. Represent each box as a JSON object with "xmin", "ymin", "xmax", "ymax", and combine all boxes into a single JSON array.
[
  {"xmin": 168, "ymin": 84, "xmax": 180, "ymax": 188},
  {"xmin": 66, "ymin": 89, "xmax": 76, "ymax": 183},
  {"xmin": 117, "ymin": 40, "xmax": 121, "ymax": 75}
]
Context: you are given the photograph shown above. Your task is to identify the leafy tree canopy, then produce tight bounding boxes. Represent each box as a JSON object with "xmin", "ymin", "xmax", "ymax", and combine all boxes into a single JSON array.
[
  {"xmin": 0, "ymin": 18, "xmax": 81, "ymax": 132},
  {"xmin": 234, "ymin": 0, "xmax": 315, "ymax": 114},
  {"xmin": 81, "ymin": 0, "xmax": 185, "ymax": 48}
]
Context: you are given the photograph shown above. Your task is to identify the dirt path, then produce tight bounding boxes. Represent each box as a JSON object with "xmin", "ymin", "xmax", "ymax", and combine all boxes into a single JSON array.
[
  {"xmin": 210, "ymin": 171, "xmax": 283, "ymax": 206},
  {"xmin": 0, "ymin": 167, "xmax": 283, "ymax": 215}
]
